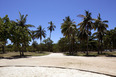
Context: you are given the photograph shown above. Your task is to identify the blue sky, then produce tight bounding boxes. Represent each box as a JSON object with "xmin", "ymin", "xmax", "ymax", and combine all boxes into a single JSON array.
[{"xmin": 0, "ymin": 0, "xmax": 116, "ymax": 44}]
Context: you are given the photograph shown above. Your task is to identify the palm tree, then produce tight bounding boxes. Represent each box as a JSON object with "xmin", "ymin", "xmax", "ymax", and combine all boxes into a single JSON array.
[
  {"xmin": 93, "ymin": 13, "xmax": 108, "ymax": 54},
  {"xmin": 78, "ymin": 10, "xmax": 93, "ymax": 55},
  {"xmin": 47, "ymin": 21, "xmax": 56, "ymax": 39},
  {"xmin": 77, "ymin": 28, "xmax": 88, "ymax": 53},
  {"xmin": 35, "ymin": 25, "xmax": 46, "ymax": 52},
  {"xmin": 30, "ymin": 31, "xmax": 36, "ymax": 43},
  {"xmin": 15, "ymin": 12, "xmax": 34, "ymax": 56},
  {"xmin": 61, "ymin": 16, "xmax": 76, "ymax": 55}
]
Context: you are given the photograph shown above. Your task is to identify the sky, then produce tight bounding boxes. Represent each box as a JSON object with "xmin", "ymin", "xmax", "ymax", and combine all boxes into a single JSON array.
[{"xmin": 0, "ymin": 0, "xmax": 116, "ymax": 45}]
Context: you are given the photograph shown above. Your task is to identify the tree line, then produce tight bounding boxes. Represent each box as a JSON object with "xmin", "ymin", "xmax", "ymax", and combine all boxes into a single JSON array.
[{"xmin": 0, "ymin": 11, "xmax": 116, "ymax": 56}]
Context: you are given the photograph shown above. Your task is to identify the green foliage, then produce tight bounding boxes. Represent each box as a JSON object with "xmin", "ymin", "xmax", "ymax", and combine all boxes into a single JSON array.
[
  {"xmin": 43, "ymin": 38, "xmax": 53, "ymax": 52},
  {"xmin": 48, "ymin": 21, "xmax": 56, "ymax": 38},
  {"xmin": 0, "ymin": 11, "xmax": 116, "ymax": 56},
  {"xmin": 58, "ymin": 37, "xmax": 69, "ymax": 52}
]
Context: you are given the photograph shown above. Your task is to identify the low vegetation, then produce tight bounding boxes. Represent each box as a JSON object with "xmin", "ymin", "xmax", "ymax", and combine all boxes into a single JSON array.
[{"xmin": 0, "ymin": 52, "xmax": 50, "ymax": 58}]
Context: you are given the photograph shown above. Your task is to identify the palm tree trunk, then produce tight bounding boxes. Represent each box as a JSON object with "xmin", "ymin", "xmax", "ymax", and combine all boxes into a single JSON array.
[
  {"xmin": 2, "ymin": 45, "xmax": 5, "ymax": 53},
  {"xmin": 98, "ymin": 40, "xmax": 100, "ymax": 54},
  {"xmin": 86, "ymin": 37, "xmax": 89, "ymax": 55},
  {"xmin": 86, "ymin": 28, "xmax": 89, "ymax": 55},
  {"xmin": 50, "ymin": 31, "xmax": 51, "ymax": 39},
  {"xmin": 40, "ymin": 39, "xmax": 42, "ymax": 53},
  {"xmin": 100, "ymin": 38, "xmax": 103, "ymax": 54}
]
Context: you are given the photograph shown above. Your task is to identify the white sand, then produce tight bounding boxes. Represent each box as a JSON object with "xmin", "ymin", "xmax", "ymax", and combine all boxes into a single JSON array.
[
  {"xmin": 0, "ymin": 53, "xmax": 116, "ymax": 77},
  {"xmin": 0, "ymin": 67, "xmax": 109, "ymax": 77}
]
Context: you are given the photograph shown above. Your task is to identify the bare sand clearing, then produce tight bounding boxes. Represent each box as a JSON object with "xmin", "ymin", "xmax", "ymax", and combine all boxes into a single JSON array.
[{"xmin": 0, "ymin": 53, "xmax": 116, "ymax": 77}]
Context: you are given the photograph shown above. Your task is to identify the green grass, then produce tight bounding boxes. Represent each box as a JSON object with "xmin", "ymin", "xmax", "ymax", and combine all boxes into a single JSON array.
[
  {"xmin": 0, "ymin": 51, "xmax": 50, "ymax": 58},
  {"xmin": 65, "ymin": 51, "xmax": 116, "ymax": 57}
]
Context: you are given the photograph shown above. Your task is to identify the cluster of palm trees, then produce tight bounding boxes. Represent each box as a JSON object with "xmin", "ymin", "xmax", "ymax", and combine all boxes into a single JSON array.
[
  {"xmin": 0, "ymin": 11, "xmax": 116, "ymax": 56},
  {"xmin": 0, "ymin": 12, "xmax": 56, "ymax": 56},
  {"xmin": 61, "ymin": 10, "xmax": 109, "ymax": 55}
]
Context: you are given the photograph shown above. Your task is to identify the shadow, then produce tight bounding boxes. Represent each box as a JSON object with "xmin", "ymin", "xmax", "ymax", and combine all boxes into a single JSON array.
[
  {"xmin": 0, "ymin": 55, "xmax": 31, "ymax": 59},
  {"xmin": 40, "ymin": 66, "xmax": 116, "ymax": 77},
  {"xmin": 106, "ymin": 55, "xmax": 116, "ymax": 57},
  {"xmin": 0, "ymin": 65, "xmax": 115, "ymax": 77}
]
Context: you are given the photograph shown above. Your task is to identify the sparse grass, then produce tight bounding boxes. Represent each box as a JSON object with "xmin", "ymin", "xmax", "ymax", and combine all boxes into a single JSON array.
[
  {"xmin": 65, "ymin": 51, "xmax": 116, "ymax": 57},
  {"xmin": 0, "ymin": 51, "xmax": 50, "ymax": 58}
]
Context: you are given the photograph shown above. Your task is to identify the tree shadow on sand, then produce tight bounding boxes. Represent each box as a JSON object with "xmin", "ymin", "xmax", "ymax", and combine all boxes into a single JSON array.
[{"xmin": 0, "ymin": 55, "xmax": 31, "ymax": 59}]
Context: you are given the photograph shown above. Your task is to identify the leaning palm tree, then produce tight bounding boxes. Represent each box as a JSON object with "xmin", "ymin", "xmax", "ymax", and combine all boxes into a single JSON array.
[
  {"xmin": 61, "ymin": 16, "xmax": 76, "ymax": 55},
  {"xmin": 93, "ymin": 14, "xmax": 108, "ymax": 54},
  {"xmin": 78, "ymin": 10, "xmax": 93, "ymax": 55},
  {"xmin": 47, "ymin": 21, "xmax": 56, "ymax": 39},
  {"xmin": 35, "ymin": 25, "xmax": 46, "ymax": 52}
]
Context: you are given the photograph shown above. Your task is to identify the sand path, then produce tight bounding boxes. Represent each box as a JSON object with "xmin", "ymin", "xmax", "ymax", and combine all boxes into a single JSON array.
[{"xmin": 0, "ymin": 53, "xmax": 116, "ymax": 77}]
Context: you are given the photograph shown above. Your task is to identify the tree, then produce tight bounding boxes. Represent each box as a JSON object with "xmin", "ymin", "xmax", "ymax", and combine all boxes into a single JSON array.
[
  {"xmin": 32, "ymin": 41, "xmax": 38, "ymax": 52},
  {"xmin": 58, "ymin": 37, "xmax": 69, "ymax": 52},
  {"xmin": 9, "ymin": 12, "xmax": 33, "ymax": 56},
  {"xmin": 43, "ymin": 38, "xmax": 53, "ymax": 52},
  {"xmin": 93, "ymin": 13, "xmax": 108, "ymax": 54},
  {"xmin": 30, "ymin": 31, "xmax": 36, "ymax": 43},
  {"xmin": 61, "ymin": 16, "xmax": 76, "ymax": 55},
  {"xmin": 78, "ymin": 10, "xmax": 93, "ymax": 55},
  {"xmin": 35, "ymin": 25, "xmax": 46, "ymax": 52},
  {"xmin": 47, "ymin": 21, "xmax": 56, "ymax": 39},
  {"xmin": 0, "ymin": 15, "xmax": 11, "ymax": 53}
]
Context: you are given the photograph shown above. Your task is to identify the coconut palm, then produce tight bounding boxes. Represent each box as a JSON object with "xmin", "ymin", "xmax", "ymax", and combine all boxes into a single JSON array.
[
  {"xmin": 12, "ymin": 12, "xmax": 34, "ymax": 56},
  {"xmin": 47, "ymin": 21, "xmax": 56, "ymax": 39},
  {"xmin": 93, "ymin": 13, "xmax": 108, "ymax": 54},
  {"xmin": 61, "ymin": 16, "xmax": 76, "ymax": 55},
  {"xmin": 35, "ymin": 25, "xmax": 46, "ymax": 52},
  {"xmin": 78, "ymin": 10, "xmax": 93, "ymax": 55}
]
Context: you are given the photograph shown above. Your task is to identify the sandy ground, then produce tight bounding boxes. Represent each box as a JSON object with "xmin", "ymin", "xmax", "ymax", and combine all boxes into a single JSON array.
[{"xmin": 0, "ymin": 53, "xmax": 116, "ymax": 77}]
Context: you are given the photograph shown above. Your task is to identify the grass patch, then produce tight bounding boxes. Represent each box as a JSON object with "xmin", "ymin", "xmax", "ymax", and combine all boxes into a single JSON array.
[
  {"xmin": 65, "ymin": 51, "xmax": 116, "ymax": 57},
  {"xmin": 0, "ymin": 51, "xmax": 50, "ymax": 59}
]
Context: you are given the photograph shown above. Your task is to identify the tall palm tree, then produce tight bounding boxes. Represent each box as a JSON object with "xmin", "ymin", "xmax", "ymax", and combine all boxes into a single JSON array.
[
  {"xmin": 35, "ymin": 25, "xmax": 46, "ymax": 52},
  {"xmin": 47, "ymin": 21, "xmax": 56, "ymax": 39},
  {"xmin": 78, "ymin": 10, "xmax": 93, "ymax": 55},
  {"xmin": 15, "ymin": 12, "xmax": 34, "ymax": 56},
  {"xmin": 93, "ymin": 13, "xmax": 108, "ymax": 54},
  {"xmin": 61, "ymin": 16, "xmax": 76, "ymax": 55}
]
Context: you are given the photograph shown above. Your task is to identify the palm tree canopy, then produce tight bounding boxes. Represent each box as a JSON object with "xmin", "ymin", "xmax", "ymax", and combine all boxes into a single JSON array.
[
  {"xmin": 48, "ymin": 21, "xmax": 56, "ymax": 32},
  {"xmin": 16, "ymin": 12, "xmax": 34, "ymax": 28},
  {"xmin": 93, "ymin": 13, "xmax": 108, "ymax": 31},
  {"xmin": 78, "ymin": 10, "xmax": 93, "ymax": 32},
  {"xmin": 35, "ymin": 25, "xmax": 46, "ymax": 40},
  {"xmin": 61, "ymin": 16, "xmax": 76, "ymax": 38}
]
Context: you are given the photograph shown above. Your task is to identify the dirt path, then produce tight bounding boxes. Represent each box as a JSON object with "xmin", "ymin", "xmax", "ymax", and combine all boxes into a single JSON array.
[{"xmin": 0, "ymin": 53, "xmax": 116, "ymax": 77}]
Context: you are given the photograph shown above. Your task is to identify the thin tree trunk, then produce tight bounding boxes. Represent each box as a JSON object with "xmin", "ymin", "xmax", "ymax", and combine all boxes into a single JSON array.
[
  {"xmin": 40, "ymin": 39, "xmax": 42, "ymax": 53},
  {"xmin": 100, "ymin": 39, "xmax": 103, "ymax": 54},
  {"xmin": 2, "ymin": 45, "xmax": 5, "ymax": 53},
  {"xmin": 86, "ymin": 37, "xmax": 89, "ymax": 55},
  {"xmin": 50, "ymin": 31, "xmax": 52, "ymax": 52},
  {"xmin": 50, "ymin": 31, "xmax": 51, "ymax": 39},
  {"xmin": 98, "ymin": 40, "xmax": 100, "ymax": 54},
  {"xmin": 18, "ymin": 46, "xmax": 22, "ymax": 57},
  {"xmin": 86, "ymin": 28, "xmax": 89, "ymax": 56}
]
